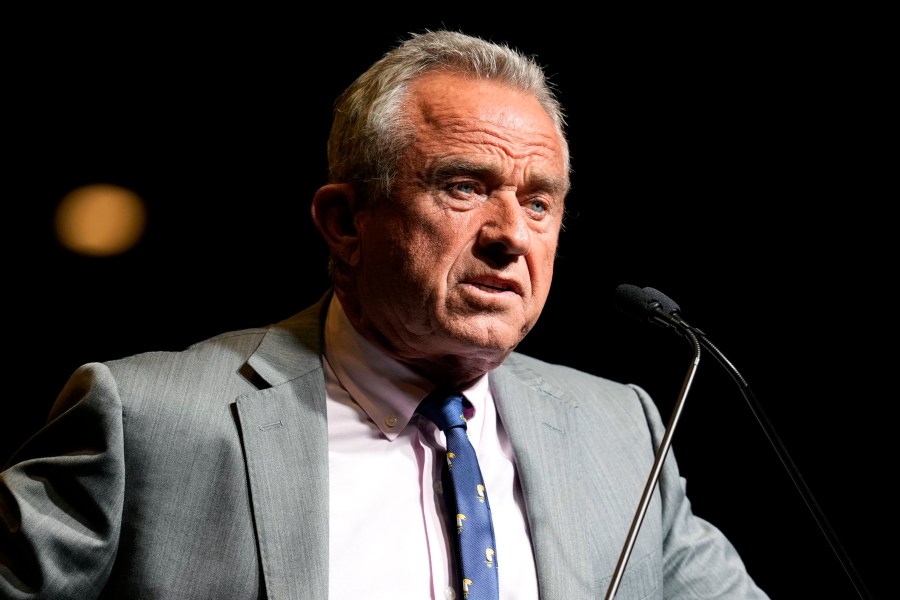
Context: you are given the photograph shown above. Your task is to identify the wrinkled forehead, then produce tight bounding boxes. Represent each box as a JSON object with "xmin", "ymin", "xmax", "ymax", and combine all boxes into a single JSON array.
[
  {"xmin": 408, "ymin": 71, "xmax": 556, "ymax": 130},
  {"xmin": 405, "ymin": 72, "xmax": 569, "ymax": 185}
]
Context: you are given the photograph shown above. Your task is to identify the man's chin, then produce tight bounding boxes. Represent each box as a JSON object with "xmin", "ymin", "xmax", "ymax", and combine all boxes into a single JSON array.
[{"xmin": 444, "ymin": 320, "xmax": 527, "ymax": 356}]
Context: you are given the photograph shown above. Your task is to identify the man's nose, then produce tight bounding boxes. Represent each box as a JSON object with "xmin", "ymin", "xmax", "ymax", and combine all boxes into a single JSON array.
[{"xmin": 477, "ymin": 193, "xmax": 530, "ymax": 256}]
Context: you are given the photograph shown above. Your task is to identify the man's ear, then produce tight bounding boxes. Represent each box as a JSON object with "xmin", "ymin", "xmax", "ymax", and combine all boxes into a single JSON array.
[{"xmin": 311, "ymin": 183, "xmax": 361, "ymax": 266}]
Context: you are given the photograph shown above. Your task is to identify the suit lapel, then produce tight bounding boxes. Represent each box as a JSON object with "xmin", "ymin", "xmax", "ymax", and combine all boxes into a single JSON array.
[
  {"xmin": 234, "ymin": 295, "xmax": 332, "ymax": 599},
  {"xmin": 491, "ymin": 360, "xmax": 599, "ymax": 598},
  {"xmin": 236, "ymin": 375, "xmax": 329, "ymax": 600}
]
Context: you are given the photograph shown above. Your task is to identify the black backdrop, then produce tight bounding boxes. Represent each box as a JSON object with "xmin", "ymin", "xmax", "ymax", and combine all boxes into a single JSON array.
[{"xmin": 6, "ymin": 8, "xmax": 891, "ymax": 599}]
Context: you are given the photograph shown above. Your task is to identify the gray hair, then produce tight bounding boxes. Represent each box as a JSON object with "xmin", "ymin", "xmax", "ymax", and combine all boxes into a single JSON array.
[{"xmin": 326, "ymin": 29, "xmax": 571, "ymax": 205}]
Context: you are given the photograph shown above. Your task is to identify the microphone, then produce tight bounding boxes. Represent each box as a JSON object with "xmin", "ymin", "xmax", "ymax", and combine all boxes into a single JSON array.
[
  {"xmin": 612, "ymin": 283, "xmax": 682, "ymax": 330},
  {"xmin": 610, "ymin": 284, "xmax": 873, "ymax": 600}
]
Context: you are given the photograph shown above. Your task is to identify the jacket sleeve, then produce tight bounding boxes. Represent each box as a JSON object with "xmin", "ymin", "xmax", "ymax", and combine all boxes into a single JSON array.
[{"xmin": 0, "ymin": 363, "xmax": 124, "ymax": 599}]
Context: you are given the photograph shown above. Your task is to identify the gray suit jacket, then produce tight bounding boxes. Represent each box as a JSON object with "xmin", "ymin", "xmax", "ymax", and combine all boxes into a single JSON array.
[{"xmin": 0, "ymin": 293, "xmax": 768, "ymax": 599}]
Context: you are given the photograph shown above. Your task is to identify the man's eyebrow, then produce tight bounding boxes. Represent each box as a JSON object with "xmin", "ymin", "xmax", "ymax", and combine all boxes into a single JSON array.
[
  {"xmin": 428, "ymin": 159, "xmax": 496, "ymax": 182},
  {"xmin": 527, "ymin": 173, "xmax": 570, "ymax": 197}
]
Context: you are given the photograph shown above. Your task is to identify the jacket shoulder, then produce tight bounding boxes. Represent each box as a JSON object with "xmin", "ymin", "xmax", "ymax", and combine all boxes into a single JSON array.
[{"xmin": 501, "ymin": 351, "xmax": 642, "ymax": 399}]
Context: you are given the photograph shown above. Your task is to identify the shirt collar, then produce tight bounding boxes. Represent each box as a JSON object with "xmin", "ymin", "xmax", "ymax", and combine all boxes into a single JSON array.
[{"xmin": 323, "ymin": 295, "xmax": 489, "ymax": 440}]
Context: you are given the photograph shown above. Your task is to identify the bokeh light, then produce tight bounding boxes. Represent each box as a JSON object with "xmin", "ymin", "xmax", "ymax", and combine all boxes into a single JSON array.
[{"xmin": 54, "ymin": 184, "xmax": 147, "ymax": 256}]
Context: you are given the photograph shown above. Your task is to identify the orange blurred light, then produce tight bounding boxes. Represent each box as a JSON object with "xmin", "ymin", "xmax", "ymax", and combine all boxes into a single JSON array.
[{"xmin": 54, "ymin": 184, "xmax": 147, "ymax": 256}]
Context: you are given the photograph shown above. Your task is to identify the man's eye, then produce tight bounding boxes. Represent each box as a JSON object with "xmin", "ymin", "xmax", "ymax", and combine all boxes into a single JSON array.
[
  {"xmin": 528, "ymin": 199, "xmax": 548, "ymax": 214},
  {"xmin": 449, "ymin": 182, "xmax": 478, "ymax": 195}
]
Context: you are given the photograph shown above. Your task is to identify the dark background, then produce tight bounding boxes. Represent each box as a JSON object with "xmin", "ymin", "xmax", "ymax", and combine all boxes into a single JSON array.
[{"xmin": 6, "ymin": 8, "xmax": 891, "ymax": 599}]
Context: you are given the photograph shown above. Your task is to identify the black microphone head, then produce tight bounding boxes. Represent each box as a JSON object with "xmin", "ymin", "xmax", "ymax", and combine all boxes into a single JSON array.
[
  {"xmin": 613, "ymin": 283, "xmax": 682, "ymax": 331},
  {"xmin": 641, "ymin": 287, "xmax": 681, "ymax": 316},
  {"xmin": 613, "ymin": 283, "xmax": 661, "ymax": 322}
]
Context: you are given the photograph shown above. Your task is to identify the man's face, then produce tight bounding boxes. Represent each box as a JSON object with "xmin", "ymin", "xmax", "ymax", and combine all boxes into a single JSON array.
[{"xmin": 350, "ymin": 71, "xmax": 569, "ymax": 377}]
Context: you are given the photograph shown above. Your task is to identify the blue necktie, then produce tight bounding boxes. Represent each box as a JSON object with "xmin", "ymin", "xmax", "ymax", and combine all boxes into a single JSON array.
[{"xmin": 418, "ymin": 388, "xmax": 500, "ymax": 600}]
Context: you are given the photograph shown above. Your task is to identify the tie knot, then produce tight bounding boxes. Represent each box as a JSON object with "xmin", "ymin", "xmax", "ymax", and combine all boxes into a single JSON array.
[{"xmin": 417, "ymin": 388, "xmax": 467, "ymax": 432}]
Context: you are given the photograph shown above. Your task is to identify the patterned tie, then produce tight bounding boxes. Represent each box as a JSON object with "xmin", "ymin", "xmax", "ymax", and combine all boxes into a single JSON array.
[{"xmin": 417, "ymin": 388, "xmax": 500, "ymax": 600}]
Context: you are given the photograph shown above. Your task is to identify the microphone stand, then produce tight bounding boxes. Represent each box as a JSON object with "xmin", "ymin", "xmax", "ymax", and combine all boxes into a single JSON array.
[
  {"xmin": 609, "ymin": 284, "xmax": 873, "ymax": 599},
  {"xmin": 605, "ymin": 321, "xmax": 701, "ymax": 599}
]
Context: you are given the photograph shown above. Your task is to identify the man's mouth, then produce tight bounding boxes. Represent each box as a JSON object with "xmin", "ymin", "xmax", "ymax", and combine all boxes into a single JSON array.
[{"xmin": 467, "ymin": 276, "xmax": 522, "ymax": 295}]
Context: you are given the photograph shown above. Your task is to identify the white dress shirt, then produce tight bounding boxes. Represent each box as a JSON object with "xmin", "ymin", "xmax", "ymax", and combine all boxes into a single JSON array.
[{"xmin": 323, "ymin": 296, "xmax": 539, "ymax": 600}]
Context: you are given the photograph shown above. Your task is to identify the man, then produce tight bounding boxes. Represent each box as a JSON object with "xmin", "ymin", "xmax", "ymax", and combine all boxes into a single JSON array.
[{"xmin": 0, "ymin": 30, "xmax": 769, "ymax": 599}]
